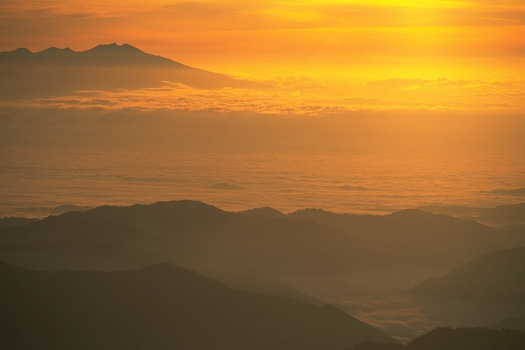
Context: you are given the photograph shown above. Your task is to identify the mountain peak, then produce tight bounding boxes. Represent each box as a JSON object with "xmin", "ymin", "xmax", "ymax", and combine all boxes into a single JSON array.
[
  {"xmin": 40, "ymin": 46, "xmax": 73, "ymax": 52},
  {"xmin": 90, "ymin": 43, "xmax": 144, "ymax": 54},
  {"xmin": 0, "ymin": 43, "xmax": 262, "ymax": 89},
  {"xmin": 238, "ymin": 207, "xmax": 286, "ymax": 218},
  {"xmin": 13, "ymin": 48, "xmax": 32, "ymax": 54}
]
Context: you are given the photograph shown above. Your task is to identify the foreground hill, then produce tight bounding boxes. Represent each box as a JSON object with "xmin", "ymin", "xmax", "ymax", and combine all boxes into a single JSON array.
[
  {"xmin": 0, "ymin": 260, "xmax": 393, "ymax": 350},
  {"xmin": 0, "ymin": 43, "xmax": 261, "ymax": 96},
  {"xmin": 348, "ymin": 327, "xmax": 525, "ymax": 350},
  {"xmin": 412, "ymin": 247, "xmax": 525, "ymax": 300}
]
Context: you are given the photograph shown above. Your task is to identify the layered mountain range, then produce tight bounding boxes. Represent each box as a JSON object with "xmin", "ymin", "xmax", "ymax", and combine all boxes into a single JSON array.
[
  {"xmin": 412, "ymin": 247, "xmax": 525, "ymax": 300},
  {"xmin": 2, "ymin": 201, "xmax": 523, "ymax": 276},
  {"xmin": 1, "ymin": 200, "xmax": 524, "ymax": 295},
  {"xmin": 1, "ymin": 200, "xmax": 524, "ymax": 346}
]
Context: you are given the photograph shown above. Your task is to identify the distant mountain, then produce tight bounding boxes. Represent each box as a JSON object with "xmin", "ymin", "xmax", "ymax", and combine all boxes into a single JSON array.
[
  {"xmin": 3, "ymin": 200, "xmax": 524, "ymax": 304},
  {"xmin": 412, "ymin": 247, "xmax": 525, "ymax": 300},
  {"xmin": 0, "ymin": 260, "xmax": 394, "ymax": 350},
  {"xmin": 0, "ymin": 200, "xmax": 358, "ymax": 277},
  {"xmin": 261, "ymin": 207, "xmax": 522, "ymax": 262},
  {"xmin": 417, "ymin": 203, "xmax": 525, "ymax": 226},
  {"xmin": 476, "ymin": 203, "xmax": 525, "ymax": 226},
  {"xmin": 347, "ymin": 327, "xmax": 525, "ymax": 350},
  {"xmin": 3, "ymin": 200, "xmax": 521, "ymax": 285},
  {"xmin": 416, "ymin": 204, "xmax": 488, "ymax": 218},
  {"xmin": 0, "ymin": 43, "xmax": 263, "ymax": 96},
  {"xmin": 0, "ymin": 43, "xmax": 181, "ymax": 67},
  {"xmin": 50, "ymin": 204, "xmax": 92, "ymax": 215}
]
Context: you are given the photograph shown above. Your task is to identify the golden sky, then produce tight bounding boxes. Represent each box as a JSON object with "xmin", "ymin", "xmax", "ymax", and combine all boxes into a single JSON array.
[{"xmin": 1, "ymin": 0, "xmax": 524, "ymax": 111}]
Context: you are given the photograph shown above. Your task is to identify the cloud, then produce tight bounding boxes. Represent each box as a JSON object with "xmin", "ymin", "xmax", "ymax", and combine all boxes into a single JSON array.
[
  {"xmin": 337, "ymin": 185, "xmax": 370, "ymax": 191},
  {"xmin": 361, "ymin": 78, "xmax": 525, "ymax": 111},
  {"xmin": 491, "ymin": 188, "xmax": 525, "ymax": 197},
  {"xmin": 207, "ymin": 183, "xmax": 245, "ymax": 190},
  {"xmin": 3, "ymin": 75, "xmax": 522, "ymax": 114},
  {"xmin": 342, "ymin": 97, "xmax": 385, "ymax": 106}
]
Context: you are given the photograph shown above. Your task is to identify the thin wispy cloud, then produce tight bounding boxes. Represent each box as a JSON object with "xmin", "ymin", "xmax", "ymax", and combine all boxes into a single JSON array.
[{"xmin": 2, "ymin": 76, "xmax": 519, "ymax": 114}]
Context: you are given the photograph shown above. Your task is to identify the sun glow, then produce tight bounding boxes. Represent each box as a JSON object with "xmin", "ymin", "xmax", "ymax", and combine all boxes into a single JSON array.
[{"xmin": 0, "ymin": 0, "xmax": 523, "ymax": 111}]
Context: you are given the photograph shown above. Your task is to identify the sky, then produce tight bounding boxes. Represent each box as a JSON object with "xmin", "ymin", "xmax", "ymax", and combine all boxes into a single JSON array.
[
  {"xmin": 0, "ymin": 0, "xmax": 524, "ymax": 225},
  {"xmin": 1, "ymin": 0, "xmax": 524, "ymax": 78},
  {"xmin": 0, "ymin": 0, "xmax": 524, "ymax": 112}
]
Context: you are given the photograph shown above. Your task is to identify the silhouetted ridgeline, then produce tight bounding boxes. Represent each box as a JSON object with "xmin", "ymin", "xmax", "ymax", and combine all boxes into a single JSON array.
[
  {"xmin": 241, "ymin": 206, "xmax": 525, "ymax": 264},
  {"xmin": 0, "ymin": 44, "xmax": 182, "ymax": 67},
  {"xmin": 1, "ymin": 200, "xmax": 523, "ymax": 282},
  {"xmin": 0, "ymin": 43, "xmax": 263, "ymax": 97},
  {"xmin": 417, "ymin": 203, "xmax": 525, "ymax": 226},
  {"xmin": 0, "ymin": 200, "xmax": 359, "ymax": 277},
  {"xmin": 412, "ymin": 247, "xmax": 525, "ymax": 300},
  {"xmin": 348, "ymin": 328, "xmax": 525, "ymax": 350},
  {"xmin": 418, "ymin": 202, "xmax": 525, "ymax": 226},
  {"xmin": 2, "ymin": 200, "xmax": 525, "ymax": 344},
  {"xmin": 0, "ymin": 260, "xmax": 393, "ymax": 350},
  {"xmin": 476, "ymin": 203, "xmax": 525, "ymax": 226}
]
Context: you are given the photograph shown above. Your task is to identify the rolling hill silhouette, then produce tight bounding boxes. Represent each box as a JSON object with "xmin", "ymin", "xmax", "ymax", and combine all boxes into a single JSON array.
[
  {"xmin": 475, "ymin": 203, "xmax": 525, "ymax": 226},
  {"xmin": 242, "ymin": 206, "xmax": 524, "ymax": 263},
  {"xmin": 417, "ymin": 203, "xmax": 525, "ymax": 226},
  {"xmin": 412, "ymin": 247, "xmax": 525, "ymax": 300},
  {"xmin": 3, "ymin": 199, "xmax": 525, "ymax": 311},
  {"xmin": 0, "ymin": 43, "xmax": 262, "ymax": 96},
  {"xmin": 1, "ymin": 43, "xmax": 189, "ymax": 67},
  {"xmin": 0, "ymin": 260, "xmax": 393, "ymax": 350},
  {"xmin": 2, "ymin": 200, "xmax": 523, "ymax": 289},
  {"xmin": 0, "ymin": 200, "xmax": 359, "ymax": 277}
]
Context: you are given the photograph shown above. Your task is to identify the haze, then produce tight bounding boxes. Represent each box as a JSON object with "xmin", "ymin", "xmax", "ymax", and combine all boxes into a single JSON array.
[{"xmin": 0, "ymin": 0, "xmax": 524, "ymax": 348}]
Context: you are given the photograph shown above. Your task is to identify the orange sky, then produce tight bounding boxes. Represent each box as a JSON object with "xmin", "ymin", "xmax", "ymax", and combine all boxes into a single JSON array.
[{"xmin": 1, "ymin": 0, "xmax": 524, "ymax": 111}]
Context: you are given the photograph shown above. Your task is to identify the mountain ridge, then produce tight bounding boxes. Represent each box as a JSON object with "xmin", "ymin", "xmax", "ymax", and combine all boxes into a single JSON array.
[
  {"xmin": 0, "ymin": 43, "xmax": 190, "ymax": 68},
  {"xmin": 0, "ymin": 43, "xmax": 264, "ymax": 92},
  {"xmin": 412, "ymin": 247, "xmax": 525, "ymax": 300},
  {"xmin": 3, "ymin": 199, "xmax": 521, "ymax": 275}
]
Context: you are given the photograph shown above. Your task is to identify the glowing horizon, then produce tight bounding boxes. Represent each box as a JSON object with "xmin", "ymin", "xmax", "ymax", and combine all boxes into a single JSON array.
[
  {"xmin": 1, "ymin": 0, "xmax": 524, "ymax": 113},
  {"xmin": 2, "ymin": 0, "xmax": 523, "ymax": 76}
]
